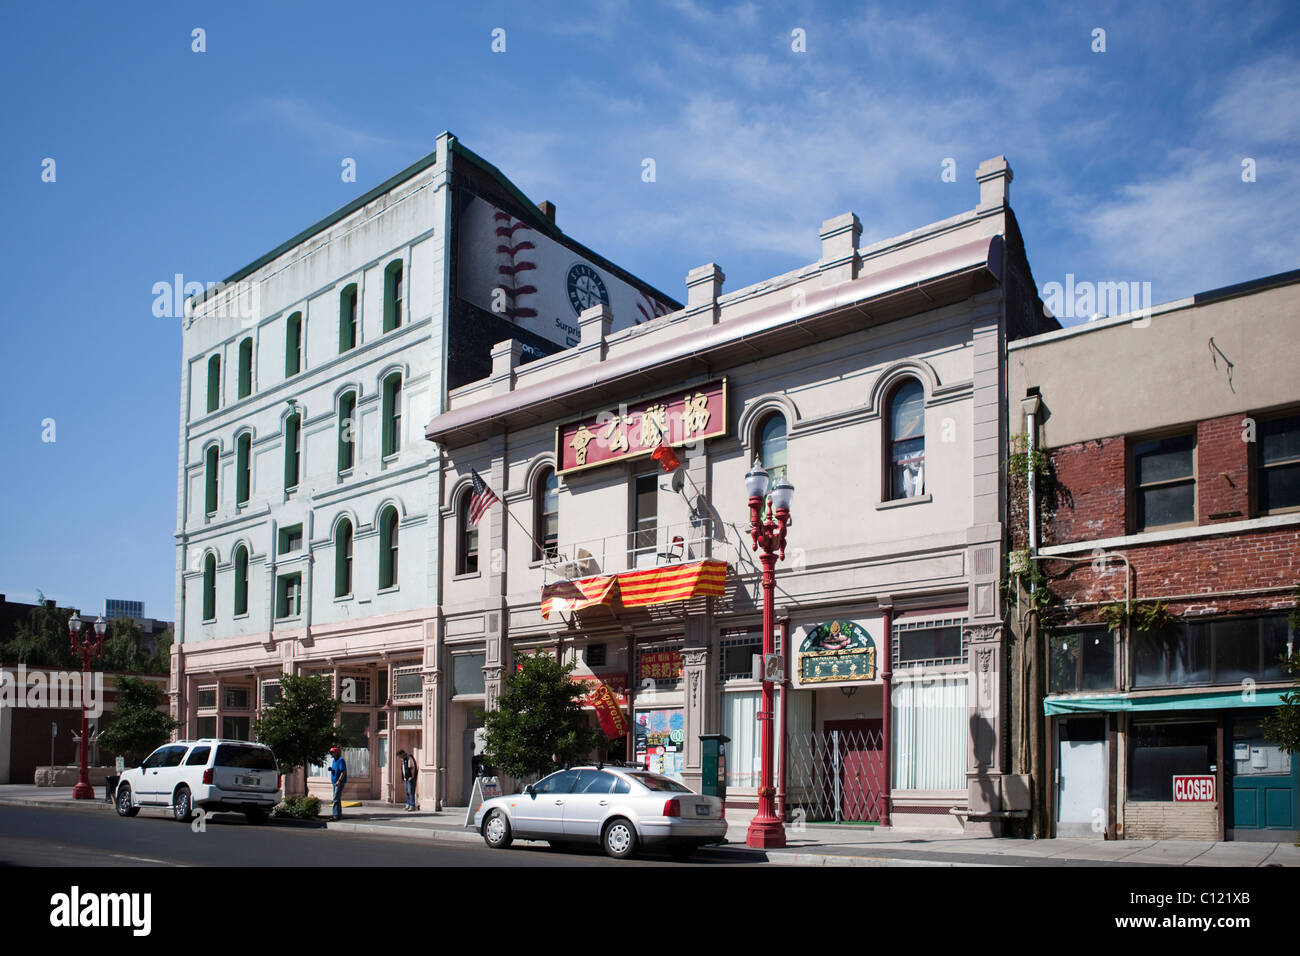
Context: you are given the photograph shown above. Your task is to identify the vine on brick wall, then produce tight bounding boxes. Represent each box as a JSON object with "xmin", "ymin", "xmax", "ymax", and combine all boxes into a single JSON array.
[{"xmin": 1005, "ymin": 434, "xmax": 1060, "ymax": 615}]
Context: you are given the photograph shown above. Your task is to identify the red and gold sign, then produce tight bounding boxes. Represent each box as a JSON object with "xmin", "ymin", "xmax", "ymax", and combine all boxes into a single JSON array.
[
  {"xmin": 573, "ymin": 673, "xmax": 629, "ymax": 707},
  {"xmin": 555, "ymin": 379, "xmax": 727, "ymax": 475},
  {"xmin": 590, "ymin": 683, "xmax": 630, "ymax": 739},
  {"xmin": 639, "ymin": 649, "xmax": 684, "ymax": 682}
]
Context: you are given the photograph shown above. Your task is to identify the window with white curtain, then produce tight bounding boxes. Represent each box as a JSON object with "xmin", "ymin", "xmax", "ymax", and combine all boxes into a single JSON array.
[
  {"xmin": 891, "ymin": 674, "xmax": 968, "ymax": 790},
  {"xmin": 722, "ymin": 691, "xmax": 760, "ymax": 788}
]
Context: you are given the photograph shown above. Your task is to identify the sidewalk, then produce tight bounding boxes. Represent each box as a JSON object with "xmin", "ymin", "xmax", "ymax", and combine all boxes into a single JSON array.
[{"xmin": 3, "ymin": 784, "xmax": 1295, "ymax": 867}]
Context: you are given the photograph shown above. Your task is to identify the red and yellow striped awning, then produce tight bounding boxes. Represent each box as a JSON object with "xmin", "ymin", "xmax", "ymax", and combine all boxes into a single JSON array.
[{"xmin": 540, "ymin": 559, "xmax": 728, "ymax": 620}]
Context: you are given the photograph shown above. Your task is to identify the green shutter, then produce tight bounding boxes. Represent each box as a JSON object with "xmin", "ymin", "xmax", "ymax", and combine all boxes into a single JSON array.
[
  {"xmin": 205, "ymin": 447, "xmax": 218, "ymax": 514},
  {"xmin": 234, "ymin": 548, "xmax": 247, "ymax": 615},
  {"xmin": 284, "ymin": 415, "xmax": 300, "ymax": 490},
  {"xmin": 207, "ymin": 355, "xmax": 220, "ymax": 412},
  {"xmin": 203, "ymin": 556, "xmax": 216, "ymax": 621},
  {"xmin": 236, "ymin": 435, "xmax": 250, "ymax": 504},
  {"xmin": 238, "ymin": 339, "xmax": 252, "ymax": 398}
]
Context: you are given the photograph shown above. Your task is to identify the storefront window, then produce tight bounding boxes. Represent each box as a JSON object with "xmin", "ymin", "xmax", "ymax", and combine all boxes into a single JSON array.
[
  {"xmin": 892, "ymin": 618, "xmax": 967, "ymax": 668},
  {"xmin": 340, "ymin": 711, "xmax": 371, "ymax": 778},
  {"xmin": 221, "ymin": 715, "xmax": 250, "ymax": 740},
  {"xmin": 1133, "ymin": 615, "xmax": 1290, "ymax": 688},
  {"xmin": 197, "ymin": 716, "xmax": 217, "ymax": 738},
  {"xmin": 1049, "ymin": 629, "xmax": 1116, "ymax": 693},
  {"xmin": 1127, "ymin": 720, "xmax": 1215, "ymax": 801},
  {"xmin": 453, "ymin": 654, "xmax": 486, "ymax": 696},
  {"xmin": 891, "ymin": 675, "xmax": 967, "ymax": 790},
  {"xmin": 721, "ymin": 692, "xmax": 760, "ymax": 788},
  {"xmin": 635, "ymin": 707, "xmax": 686, "ymax": 780}
]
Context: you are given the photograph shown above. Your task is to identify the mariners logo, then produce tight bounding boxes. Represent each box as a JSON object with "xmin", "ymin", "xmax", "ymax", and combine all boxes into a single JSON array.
[{"xmin": 567, "ymin": 263, "xmax": 610, "ymax": 315}]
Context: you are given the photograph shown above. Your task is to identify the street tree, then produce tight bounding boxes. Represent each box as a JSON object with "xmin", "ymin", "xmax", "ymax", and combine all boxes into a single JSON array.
[
  {"xmin": 1262, "ymin": 594, "xmax": 1300, "ymax": 762},
  {"xmin": 482, "ymin": 652, "xmax": 601, "ymax": 780},
  {"xmin": 252, "ymin": 674, "xmax": 344, "ymax": 795},
  {"xmin": 99, "ymin": 676, "xmax": 179, "ymax": 765},
  {"xmin": 3, "ymin": 593, "xmax": 76, "ymax": 668}
]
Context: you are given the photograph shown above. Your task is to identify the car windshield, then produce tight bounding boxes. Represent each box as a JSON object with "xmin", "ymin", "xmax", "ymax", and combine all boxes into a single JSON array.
[
  {"xmin": 630, "ymin": 773, "xmax": 693, "ymax": 793},
  {"xmin": 215, "ymin": 745, "xmax": 277, "ymax": 770}
]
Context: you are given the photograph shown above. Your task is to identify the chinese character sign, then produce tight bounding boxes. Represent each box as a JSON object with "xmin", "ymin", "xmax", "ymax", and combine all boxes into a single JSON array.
[
  {"xmin": 639, "ymin": 650, "xmax": 684, "ymax": 683},
  {"xmin": 557, "ymin": 380, "xmax": 727, "ymax": 474}
]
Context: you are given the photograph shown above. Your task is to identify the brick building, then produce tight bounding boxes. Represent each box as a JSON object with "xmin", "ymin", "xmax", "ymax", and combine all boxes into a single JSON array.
[{"xmin": 1008, "ymin": 269, "xmax": 1300, "ymax": 841}]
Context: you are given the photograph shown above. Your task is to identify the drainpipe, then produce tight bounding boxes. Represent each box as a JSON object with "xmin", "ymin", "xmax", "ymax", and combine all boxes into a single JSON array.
[
  {"xmin": 1020, "ymin": 391, "xmax": 1044, "ymax": 838},
  {"xmin": 879, "ymin": 597, "xmax": 892, "ymax": 828}
]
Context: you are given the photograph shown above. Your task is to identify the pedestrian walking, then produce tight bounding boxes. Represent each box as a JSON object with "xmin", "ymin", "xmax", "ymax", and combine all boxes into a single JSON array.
[
  {"xmin": 329, "ymin": 746, "xmax": 348, "ymax": 820},
  {"xmin": 398, "ymin": 748, "xmax": 418, "ymax": 810}
]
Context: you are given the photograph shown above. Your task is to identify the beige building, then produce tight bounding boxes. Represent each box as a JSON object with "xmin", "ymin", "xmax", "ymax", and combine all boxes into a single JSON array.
[{"xmin": 425, "ymin": 158, "xmax": 1058, "ymax": 827}]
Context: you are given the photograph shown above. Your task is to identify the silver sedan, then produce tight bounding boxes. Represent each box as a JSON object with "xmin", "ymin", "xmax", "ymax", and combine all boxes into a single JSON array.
[{"xmin": 474, "ymin": 765, "xmax": 727, "ymax": 859}]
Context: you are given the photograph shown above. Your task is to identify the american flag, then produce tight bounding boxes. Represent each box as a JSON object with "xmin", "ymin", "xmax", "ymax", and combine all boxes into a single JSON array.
[{"xmin": 468, "ymin": 469, "xmax": 499, "ymax": 525}]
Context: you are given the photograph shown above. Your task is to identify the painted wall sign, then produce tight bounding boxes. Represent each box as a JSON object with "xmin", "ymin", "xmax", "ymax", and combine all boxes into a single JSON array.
[
  {"xmin": 556, "ymin": 380, "xmax": 727, "ymax": 475},
  {"xmin": 1172, "ymin": 775, "xmax": 1216, "ymax": 802},
  {"xmin": 798, "ymin": 620, "xmax": 877, "ymax": 684},
  {"xmin": 457, "ymin": 192, "xmax": 673, "ymax": 349}
]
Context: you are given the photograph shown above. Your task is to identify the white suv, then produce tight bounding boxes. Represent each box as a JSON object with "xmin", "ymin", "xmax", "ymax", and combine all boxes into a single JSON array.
[{"xmin": 115, "ymin": 739, "xmax": 282, "ymax": 824}]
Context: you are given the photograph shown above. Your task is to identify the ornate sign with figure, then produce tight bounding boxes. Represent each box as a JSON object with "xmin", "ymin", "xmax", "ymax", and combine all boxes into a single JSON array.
[{"xmin": 797, "ymin": 620, "xmax": 877, "ymax": 684}]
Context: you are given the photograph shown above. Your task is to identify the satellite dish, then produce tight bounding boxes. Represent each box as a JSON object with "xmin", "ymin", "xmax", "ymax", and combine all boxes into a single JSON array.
[{"xmin": 670, "ymin": 469, "xmax": 686, "ymax": 493}]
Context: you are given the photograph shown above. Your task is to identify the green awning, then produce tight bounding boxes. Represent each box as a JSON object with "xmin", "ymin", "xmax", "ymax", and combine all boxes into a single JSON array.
[{"xmin": 1044, "ymin": 688, "xmax": 1293, "ymax": 715}]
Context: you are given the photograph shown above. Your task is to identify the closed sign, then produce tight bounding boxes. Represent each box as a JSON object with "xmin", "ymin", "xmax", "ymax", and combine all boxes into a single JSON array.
[{"xmin": 1172, "ymin": 775, "xmax": 1215, "ymax": 802}]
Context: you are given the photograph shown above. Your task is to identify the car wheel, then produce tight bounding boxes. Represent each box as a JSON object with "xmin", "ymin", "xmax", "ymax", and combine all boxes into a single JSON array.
[
  {"xmin": 602, "ymin": 818, "xmax": 638, "ymax": 859},
  {"xmin": 245, "ymin": 809, "xmax": 269, "ymax": 825},
  {"xmin": 172, "ymin": 785, "xmax": 194, "ymax": 823},
  {"xmin": 483, "ymin": 810, "xmax": 513, "ymax": 849},
  {"xmin": 115, "ymin": 783, "xmax": 138, "ymax": 818}
]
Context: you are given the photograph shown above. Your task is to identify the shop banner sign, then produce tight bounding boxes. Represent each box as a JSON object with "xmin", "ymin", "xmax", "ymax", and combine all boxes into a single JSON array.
[
  {"xmin": 798, "ymin": 620, "xmax": 877, "ymax": 684},
  {"xmin": 1172, "ymin": 775, "xmax": 1215, "ymax": 802},
  {"xmin": 573, "ymin": 673, "xmax": 629, "ymax": 707},
  {"xmin": 556, "ymin": 379, "xmax": 727, "ymax": 475},
  {"xmin": 591, "ymin": 683, "xmax": 630, "ymax": 739},
  {"xmin": 639, "ymin": 649, "xmax": 684, "ymax": 682}
]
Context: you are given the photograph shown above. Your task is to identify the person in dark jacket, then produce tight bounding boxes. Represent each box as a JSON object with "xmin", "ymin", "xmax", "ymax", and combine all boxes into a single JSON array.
[{"xmin": 397, "ymin": 749, "xmax": 418, "ymax": 810}]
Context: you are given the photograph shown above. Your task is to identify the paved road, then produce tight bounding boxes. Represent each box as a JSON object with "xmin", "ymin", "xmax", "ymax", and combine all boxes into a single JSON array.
[{"xmin": 0, "ymin": 805, "xmax": 751, "ymax": 868}]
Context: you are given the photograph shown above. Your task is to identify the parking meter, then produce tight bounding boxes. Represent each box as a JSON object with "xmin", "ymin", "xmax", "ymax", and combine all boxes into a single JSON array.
[{"xmin": 699, "ymin": 734, "xmax": 730, "ymax": 802}]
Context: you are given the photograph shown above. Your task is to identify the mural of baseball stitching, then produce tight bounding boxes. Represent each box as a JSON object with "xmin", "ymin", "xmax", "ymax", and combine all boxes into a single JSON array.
[{"xmin": 493, "ymin": 211, "xmax": 538, "ymax": 320}]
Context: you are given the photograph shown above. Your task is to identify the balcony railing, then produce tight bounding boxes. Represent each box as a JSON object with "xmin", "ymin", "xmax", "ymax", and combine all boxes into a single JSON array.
[{"xmin": 539, "ymin": 516, "xmax": 756, "ymax": 585}]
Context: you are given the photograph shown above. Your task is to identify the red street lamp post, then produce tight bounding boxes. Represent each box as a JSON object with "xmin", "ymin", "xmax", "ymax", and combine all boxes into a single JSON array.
[
  {"xmin": 67, "ymin": 612, "xmax": 106, "ymax": 800},
  {"xmin": 744, "ymin": 458, "xmax": 794, "ymax": 849}
]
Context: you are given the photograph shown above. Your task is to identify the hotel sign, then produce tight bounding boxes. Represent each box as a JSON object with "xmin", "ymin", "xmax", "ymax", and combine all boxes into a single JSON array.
[{"xmin": 556, "ymin": 379, "xmax": 727, "ymax": 475}]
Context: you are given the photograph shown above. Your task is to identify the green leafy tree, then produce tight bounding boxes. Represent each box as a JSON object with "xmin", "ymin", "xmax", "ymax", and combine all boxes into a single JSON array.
[
  {"xmin": 99, "ymin": 676, "xmax": 178, "ymax": 765},
  {"xmin": 252, "ymin": 674, "xmax": 344, "ymax": 795},
  {"xmin": 101, "ymin": 615, "xmax": 144, "ymax": 672},
  {"xmin": 482, "ymin": 653, "xmax": 601, "ymax": 780},
  {"xmin": 4, "ymin": 593, "xmax": 76, "ymax": 668},
  {"xmin": 149, "ymin": 627, "xmax": 173, "ymax": 676},
  {"xmin": 1262, "ymin": 595, "xmax": 1300, "ymax": 763}
]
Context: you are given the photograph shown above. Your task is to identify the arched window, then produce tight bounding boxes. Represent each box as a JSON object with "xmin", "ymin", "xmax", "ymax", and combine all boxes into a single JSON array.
[
  {"xmin": 335, "ymin": 519, "xmax": 354, "ymax": 598},
  {"xmin": 382, "ymin": 373, "xmax": 402, "ymax": 457},
  {"xmin": 534, "ymin": 468, "xmax": 559, "ymax": 560},
  {"xmin": 233, "ymin": 545, "xmax": 249, "ymax": 616},
  {"xmin": 339, "ymin": 283, "xmax": 358, "ymax": 352},
  {"xmin": 284, "ymin": 411, "xmax": 301, "ymax": 492},
  {"xmin": 456, "ymin": 488, "xmax": 479, "ymax": 575},
  {"xmin": 285, "ymin": 311, "xmax": 303, "ymax": 377},
  {"xmin": 235, "ymin": 433, "xmax": 251, "ymax": 506},
  {"xmin": 202, "ymin": 553, "xmax": 216, "ymax": 622},
  {"xmin": 237, "ymin": 338, "xmax": 253, "ymax": 398},
  {"xmin": 338, "ymin": 391, "xmax": 357, "ymax": 474},
  {"xmin": 383, "ymin": 260, "xmax": 403, "ymax": 331},
  {"xmin": 887, "ymin": 379, "xmax": 925, "ymax": 499},
  {"xmin": 206, "ymin": 354, "xmax": 221, "ymax": 413},
  {"xmin": 204, "ymin": 446, "xmax": 219, "ymax": 515},
  {"xmin": 757, "ymin": 413, "xmax": 787, "ymax": 479},
  {"xmin": 379, "ymin": 507, "xmax": 399, "ymax": 589}
]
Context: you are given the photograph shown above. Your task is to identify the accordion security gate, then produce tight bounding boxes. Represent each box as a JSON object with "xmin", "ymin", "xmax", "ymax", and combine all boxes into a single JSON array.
[{"xmin": 784, "ymin": 727, "xmax": 887, "ymax": 823}]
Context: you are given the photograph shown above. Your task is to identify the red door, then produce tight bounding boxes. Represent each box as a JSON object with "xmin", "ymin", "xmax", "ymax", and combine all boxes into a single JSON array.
[{"xmin": 823, "ymin": 719, "xmax": 885, "ymax": 822}]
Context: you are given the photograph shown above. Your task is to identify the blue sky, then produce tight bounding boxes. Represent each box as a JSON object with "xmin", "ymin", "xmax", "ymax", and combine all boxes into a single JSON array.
[{"xmin": 1, "ymin": 1, "xmax": 1297, "ymax": 621}]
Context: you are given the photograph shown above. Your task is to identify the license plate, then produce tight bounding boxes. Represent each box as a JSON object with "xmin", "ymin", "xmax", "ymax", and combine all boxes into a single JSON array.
[
  {"xmin": 237, "ymin": 775, "xmax": 259, "ymax": 787},
  {"xmin": 695, "ymin": 804, "xmax": 710, "ymax": 816}
]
